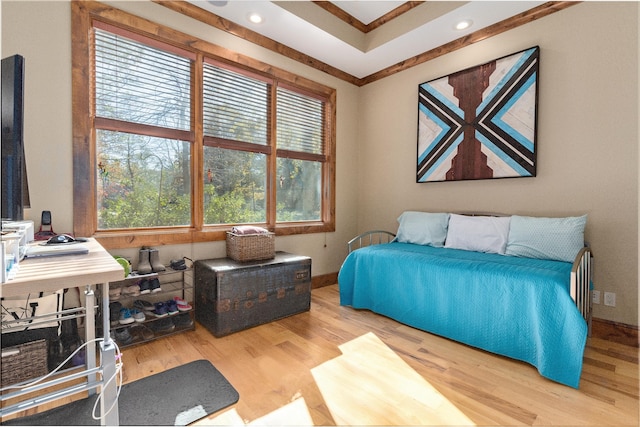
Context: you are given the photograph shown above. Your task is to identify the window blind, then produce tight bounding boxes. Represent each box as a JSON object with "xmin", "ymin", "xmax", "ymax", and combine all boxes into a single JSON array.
[
  {"xmin": 203, "ymin": 63, "xmax": 269, "ymax": 145},
  {"xmin": 276, "ymin": 87, "xmax": 324, "ymax": 155},
  {"xmin": 94, "ymin": 28, "xmax": 191, "ymax": 131}
]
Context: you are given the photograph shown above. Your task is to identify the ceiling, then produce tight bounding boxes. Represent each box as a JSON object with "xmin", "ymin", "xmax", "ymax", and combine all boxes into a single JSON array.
[{"xmin": 179, "ymin": 1, "xmax": 559, "ymax": 83}]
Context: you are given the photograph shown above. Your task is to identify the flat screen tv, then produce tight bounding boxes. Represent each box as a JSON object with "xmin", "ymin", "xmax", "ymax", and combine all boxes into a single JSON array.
[{"xmin": 1, "ymin": 54, "xmax": 29, "ymax": 222}]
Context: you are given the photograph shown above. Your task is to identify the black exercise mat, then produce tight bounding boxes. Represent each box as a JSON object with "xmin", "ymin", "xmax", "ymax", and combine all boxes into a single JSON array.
[{"xmin": 3, "ymin": 359, "xmax": 239, "ymax": 426}]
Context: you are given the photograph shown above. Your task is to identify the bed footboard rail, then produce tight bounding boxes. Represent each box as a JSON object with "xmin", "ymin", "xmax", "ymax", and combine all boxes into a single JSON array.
[
  {"xmin": 571, "ymin": 247, "xmax": 593, "ymax": 336},
  {"xmin": 348, "ymin": 230, "xmax": 396, "ymax": 253}
]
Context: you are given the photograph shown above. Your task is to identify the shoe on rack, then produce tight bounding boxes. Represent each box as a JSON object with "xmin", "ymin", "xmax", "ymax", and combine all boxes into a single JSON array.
[
  {"xmin": 139, "ymin": 325, "xmax": 155, "ymax": 340},
  {"xmin": 137, "ymin": 248, "xmax": 152, "ymax": 275},
  {"xmin": 130, "ymin": 324, "xmax": 154, "ymax": 341},
  {"xmin": 173, "ymin": 313, "xmax": 194, "ymax": 329},
  {"xmin": 131, "ymin": 308, "xmax": 145, "ymax": 323},
  {"xmin": 122, "ymin": 284, "xmax": 140, "ymax": 297},
  {"xmin": 119, "ymin": 307, "xmax": 135, "ymax": 325},
  {"xmin": 173, "ymin": 296, "xmax": 192, "ymax": 311},
  {"xmin": 109, "ymin": 286, "xmax": 122, "ymax": 301},
  {"xmin": 153, "ymin": 301, "xmax": 168, "ymax": 317},
  {"xmin": 166, "ymin": 300, "xmax": 179, "ymax": 315},
  {"xmin": 149, "ymin": 318, "xmax": 175, "ymax": 333},
  {"xmin": 149, "ymin": 277, "xmax": 162, "ymax": 293},
  {"xmin": 138, "ymin": 279, "xmax": 150, "ymax": 294},
  {"xmin": 134, "ymin": 299, "xmax": 154, "ymax": 313},
  {"xmin": 113, "ymin": 327, "xmax": 133, "ymax": 345},
  {"xmin": 148, "ymin": 248, "xmax": 166, "ymax": 272},
  {"xmin": 109, "ymin": 302, "xmax": 123, "ymax": 327},
  {"xmin": 170, "ymin": 258, "xmax": 187, "ymax": 270}
]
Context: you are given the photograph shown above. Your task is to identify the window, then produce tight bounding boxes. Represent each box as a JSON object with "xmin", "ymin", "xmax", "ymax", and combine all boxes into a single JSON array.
[
  {"xmin": 72, "ymin": 2, "xmax": 335, "ymax": 247},
  {"xmin": 94, "ymin": 27, "xmax": 193, "ymax": 230},
  {"xmin": 276, "ymin": 87, "xmax": 325, "ymax": 222},
  {"xmin": 202, "ymin": 62, "xmax": 269, "ymax": 225}
]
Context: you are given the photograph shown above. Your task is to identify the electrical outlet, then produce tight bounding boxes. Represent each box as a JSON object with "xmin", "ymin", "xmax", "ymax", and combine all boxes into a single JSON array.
[
  {"xmin": 592, "ymin": 290, "xmax": 601, "ymax": 304},
  {"xmin": 604, "ymin": 292, "xmax": 616, "ymax": 307}
]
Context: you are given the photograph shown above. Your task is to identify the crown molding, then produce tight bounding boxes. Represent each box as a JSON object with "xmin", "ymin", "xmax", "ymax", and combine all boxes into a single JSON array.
[{"xmin": 155, "ymin": 1, "xmax": 579, "ymax": 87}]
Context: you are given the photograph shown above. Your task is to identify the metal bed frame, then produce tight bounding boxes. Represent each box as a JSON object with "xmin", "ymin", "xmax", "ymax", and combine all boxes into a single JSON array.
[
  {"xmin": 347, "ymin": 230, "xmax": 396, "ymax": 253},
  {"xmin": 346, "ymin": 229, "xmax": 593, "ymax": 335}
]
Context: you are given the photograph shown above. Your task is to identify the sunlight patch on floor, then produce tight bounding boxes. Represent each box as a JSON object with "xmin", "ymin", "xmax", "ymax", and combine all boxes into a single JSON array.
[
  {"xmin": 200, "ymin": 398, "xmax": 313, "ymax": 426},
  {"xmin": 202, "ymin": 332, "xmax": 474, "ymax": 426},
  {"xmin": 247, "ymin": 397, "xmax": 314, "ymax": 426},
  {"xmin": 310, "ymin": 332, "xmax": 475, "ymax": 425}
]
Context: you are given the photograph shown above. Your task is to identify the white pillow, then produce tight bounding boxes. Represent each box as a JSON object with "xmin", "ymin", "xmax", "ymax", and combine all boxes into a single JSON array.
[
  {"xmin": 505, "ymin": 215, "xmax": 587, "ymax": 262},
  {"xmin": 395, "ymin": 211, "xmax": 450, "ymax": 247},
  {"xmin": 444, "ymin": 214, "xmax": 511, "ymax": 254}
]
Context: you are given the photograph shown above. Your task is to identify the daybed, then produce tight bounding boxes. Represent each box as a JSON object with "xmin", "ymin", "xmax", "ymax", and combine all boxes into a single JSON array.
[{"xmin": 338, "ymin": 212, "xmax": 592, "ymax": 388}]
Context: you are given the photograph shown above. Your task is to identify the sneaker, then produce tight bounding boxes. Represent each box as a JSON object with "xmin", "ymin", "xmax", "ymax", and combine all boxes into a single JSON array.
[
  {"xmin": 133, "ymin": 299, "xmax": 154, "ymax": 313},
  {"xmin": 130, "ymin": 324, "xmax": 154, "ymax": 341},
  {"xmin": 138, "ymin": 279, "xmax": 150, "ymax": 295},
  {"xmin": 149, "ymin": 278, "xmax": 162, "ymax": 293},
  {"xmin": 113, "ymin": 327, "xmax": 132, "ymax": 345},
  {"xmin": 150, "ymin": 318, "xmax": 175, "ymax": 333},
  {"xmin": 170, "ymin": 258, "xmax": 187, "ymax": 270},
  {"xmin": 131, "ymin": 308, "xmax": 145, "ymax": 323},
  {"xmin": 119, "ymin": 307, "xmax": 135, "ymax": 325},
  {"xmin": 173, "ymin": 313, "xmax": 193, "ymax": 329},
  {"xmin": 109, "ymin": 302, "xmax": 123, "ymax": 327},
  {"xmin": 166, "ymin": 300, "xmax": 179, "ymax": 315},
  {"xmin": 109, "ymin": 286, "xmax": 122, "ymax": 301},
  {"xmin": 122, "ymin": 284, "xmax": 140, "ymax": 297},
  {"xmin": 173, "ymin": 296, "xmax": 192, "ymax": 312},
  {"xmin": 153, "ymin": 301, "xmax": 168, "ymax": 317}
]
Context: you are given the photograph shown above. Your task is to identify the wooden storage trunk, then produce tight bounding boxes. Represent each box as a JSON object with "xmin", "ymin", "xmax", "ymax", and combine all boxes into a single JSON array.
[{"xmin": 195, "ymin": 252, "xmax": 311, "ymax": 337}]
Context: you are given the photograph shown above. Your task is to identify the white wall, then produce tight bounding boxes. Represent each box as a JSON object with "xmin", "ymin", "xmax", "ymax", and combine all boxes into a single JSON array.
[{"xmin": 357, "ymin": 2, "xmax": 638, "ymax": 326}]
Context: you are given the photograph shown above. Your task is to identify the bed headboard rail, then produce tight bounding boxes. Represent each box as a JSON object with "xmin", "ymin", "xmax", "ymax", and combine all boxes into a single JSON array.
[
  {"xmin": 571, "ymin": 247, "xmax": 593, "ymax": 336},
  {"xmin": 347, "ymin": 230, "xmax": 396, "ymax": 253}
]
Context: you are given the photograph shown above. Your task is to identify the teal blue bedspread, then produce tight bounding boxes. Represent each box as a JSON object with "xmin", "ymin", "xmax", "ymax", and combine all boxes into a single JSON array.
[{"xmin": 338, "ymin": 242, "xmax": 587, "ymax": 388}]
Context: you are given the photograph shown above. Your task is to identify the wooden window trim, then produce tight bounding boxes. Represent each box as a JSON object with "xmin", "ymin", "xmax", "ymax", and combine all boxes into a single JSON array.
[
  {"xmin": 94, "ymin": 118, "xmax": 194, "ymax": 142},
  {"xmin": 72, "ymin": 1, "xmax": 336, "ymax": 250},
  {"xmin": 93, "ymin": 20, "xmax": 197, "ymax": 61},
  {"xmin": 203, "ymin": 136, "xmax": 273, "ymax": 155}
]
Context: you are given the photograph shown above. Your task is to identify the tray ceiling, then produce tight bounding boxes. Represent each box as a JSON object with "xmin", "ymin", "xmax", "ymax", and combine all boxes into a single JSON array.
[{"xmin": 171, "ymin": 1, "xmax": 575, "ymax": 85}]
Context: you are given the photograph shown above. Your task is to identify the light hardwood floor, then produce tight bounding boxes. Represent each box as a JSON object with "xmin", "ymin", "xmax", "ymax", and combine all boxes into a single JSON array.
[
  {"xmin": 123, "ymin": 285, "xmax": 638, "ymax": 426},
  {"xmin": 4, "ymin": 284, "xmax": 639, "ymax": 425}
]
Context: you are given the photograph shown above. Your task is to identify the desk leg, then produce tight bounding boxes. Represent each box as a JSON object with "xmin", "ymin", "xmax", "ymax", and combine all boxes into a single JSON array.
[
  {"xmin": 84, "ymin": 286, "xmax": 97, "ymax": 395},
  {"xmin": 100, "ymin": 281, "xmax": 119, "ymax": 425},
  {"xmin": 100, "ymin": 339, "xmax": 119, "ymax": 426}
]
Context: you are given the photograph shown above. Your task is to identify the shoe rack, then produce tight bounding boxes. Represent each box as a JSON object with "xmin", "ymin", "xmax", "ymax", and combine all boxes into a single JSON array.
[{"xmin": 102, "ymin": 267, "xmax": 194, "ymax": 349}]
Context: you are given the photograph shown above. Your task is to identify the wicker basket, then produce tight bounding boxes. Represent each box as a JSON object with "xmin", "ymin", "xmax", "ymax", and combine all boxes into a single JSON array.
[
  {"xmin": 1, "ymin": 339, "xmax": 48, "ymax": 385},
  {"xmin": 226, "ymin": 232, "xmax": 275, "ymax": 262}
]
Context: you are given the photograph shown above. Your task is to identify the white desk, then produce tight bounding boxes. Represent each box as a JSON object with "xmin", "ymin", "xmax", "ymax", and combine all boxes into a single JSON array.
[{"xmin": 1, "ymin": 238, "xmax": 124, "ymax": 425}]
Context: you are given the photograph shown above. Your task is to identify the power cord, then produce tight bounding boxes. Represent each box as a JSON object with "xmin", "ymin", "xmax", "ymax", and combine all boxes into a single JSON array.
[{"xmin": 1, "ymin": 337, "xmax": 124, "ymax": 421}]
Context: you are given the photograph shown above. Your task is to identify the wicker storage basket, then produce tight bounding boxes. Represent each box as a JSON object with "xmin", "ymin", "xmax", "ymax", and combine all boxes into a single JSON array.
[
  {"xmin": 226, "ymin": 232, "xmax": 275, "ymax": 262},
  {"xmin": 1, "ymin": 339, "xmax": 48, "ymax": 385}
]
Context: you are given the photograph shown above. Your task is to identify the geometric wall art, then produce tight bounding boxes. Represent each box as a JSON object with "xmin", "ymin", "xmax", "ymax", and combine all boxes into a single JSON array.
[{"xmin": 417, "ymin": 46, "xmax": 539, "ymax": 182}]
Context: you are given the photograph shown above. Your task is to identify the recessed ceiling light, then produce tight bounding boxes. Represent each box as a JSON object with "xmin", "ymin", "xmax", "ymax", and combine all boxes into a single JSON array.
[
  {"xmin": 455, "ymin": 19, "xmax": 473, "ymax": 31},
  {"xmin": 247, "ymin": 13, "xmax": 263, "ymax": 24}
]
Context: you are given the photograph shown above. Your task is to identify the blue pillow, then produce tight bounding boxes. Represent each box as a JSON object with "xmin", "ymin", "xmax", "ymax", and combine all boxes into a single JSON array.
[
  {"xmin": 505, "ymin": 215, "xmax": 587, "ymax": 262},
  {"xmin": 395, "ymin": 211, "xmax": 450, "ymax": 247}
]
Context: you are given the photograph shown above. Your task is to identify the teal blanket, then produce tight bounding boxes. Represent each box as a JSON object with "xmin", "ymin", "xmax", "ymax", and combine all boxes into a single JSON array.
[{"xmin": 338, "ymin": 242, "xmax": 587, "ymax": 388}]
